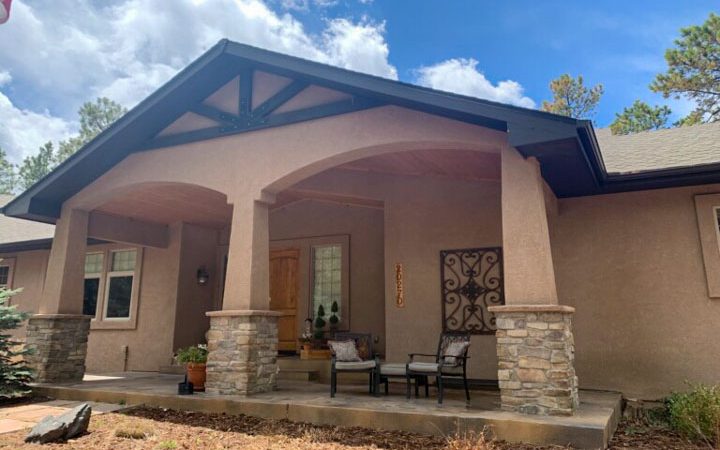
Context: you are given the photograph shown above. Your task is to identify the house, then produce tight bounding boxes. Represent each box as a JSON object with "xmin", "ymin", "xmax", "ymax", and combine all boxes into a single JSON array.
[{"xmin": 2, "ymin": 40, "xmax": 720, "ymax": 418}]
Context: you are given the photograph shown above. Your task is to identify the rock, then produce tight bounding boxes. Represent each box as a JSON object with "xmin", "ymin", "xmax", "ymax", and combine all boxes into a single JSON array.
[
  {"xmin": 60, "ymin": 403, "xmax": 92, "ymax": 439},
  {"xmin": 24, "ymin": 417, "xmax": 67, "ymax": 444},
  {"xmin": 25, "ymin": 403, "xmax": 92, "ymax": 443}
]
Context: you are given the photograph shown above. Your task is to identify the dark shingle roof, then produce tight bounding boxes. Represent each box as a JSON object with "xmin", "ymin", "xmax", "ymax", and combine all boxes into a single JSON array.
[
  {"xmin": 597, "ymin": 122, "xmax": 720, "ymax": 174},
  {"xmin": 0, "ymin": 195, "xmax": 54, "ymax": 247}
]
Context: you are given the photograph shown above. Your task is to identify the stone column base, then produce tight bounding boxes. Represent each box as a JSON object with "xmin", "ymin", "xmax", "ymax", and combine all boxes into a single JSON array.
[
  {"xmin": 205, "ymin": 310, "xmax": 280, "ymax": 395},
  {"xmin": 25, "ymin": 314, "xmax": 91, "ymax": 384},
  {"xmin": 488, "ymin": 305, "xmax": 579, "ymax": 416}
]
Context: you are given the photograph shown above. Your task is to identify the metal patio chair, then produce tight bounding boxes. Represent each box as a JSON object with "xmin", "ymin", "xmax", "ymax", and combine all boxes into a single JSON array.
[
  {"xmin": 405, "ymin": 331, "xmax": 471, "ymax": 404},
  {"xmin": 330, "ymin": 332, "xmax": 379, "ymax": 398}
]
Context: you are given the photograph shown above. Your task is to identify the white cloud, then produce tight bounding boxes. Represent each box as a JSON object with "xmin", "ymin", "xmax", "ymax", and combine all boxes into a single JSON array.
[
  {"xmin": 0, "ymin": 71, "xmax": 11, "ymax": 87},
  {"xmin": 415, "ymin": 58, "xmax": 535, "ymax": 108},
  {"xmin": 0, "ymin": 92, "xmax": 75, "ymax": 163},
  {"xmin": 322, "ymin": 18, "xmax": 397, "ymax": 79},
  {"xmin": 0, "ymin": 0, "xmax": 398, "ymax": 163}
]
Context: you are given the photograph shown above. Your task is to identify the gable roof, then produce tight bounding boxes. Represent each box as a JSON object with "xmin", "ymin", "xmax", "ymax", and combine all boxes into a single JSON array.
[
  {"xmin": 596, "ymin": 122, "xmax": 720, "ymax": 174},
  {"xmin": 3, "ymin": 40, "xmax": 720, "ymax": 224}
]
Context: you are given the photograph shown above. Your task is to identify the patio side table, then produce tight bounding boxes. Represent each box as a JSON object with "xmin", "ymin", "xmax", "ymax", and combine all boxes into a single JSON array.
[{"xmin": 379, "ymin": 363, "xmax": 428, "ymax": 397}]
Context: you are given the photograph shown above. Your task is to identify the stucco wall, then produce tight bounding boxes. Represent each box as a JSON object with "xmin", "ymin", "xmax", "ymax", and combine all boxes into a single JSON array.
[
  {"xmin": 0, "ymin": 249, "xmax": 48, "ymax": 316},
  {"xmin": 269, "ymin": 199, "xmax": 385, "ymax": 353},
  {"xmin": 551, "ymin": 183, "xmax": 720, "ymax": 399},
  {"xmin": 85, "ymin": 225, "xmax": 183, "ymax": 373},
  {"xmin": 172, "ymin": 223, "xmax": 220, "ymax": 352},
  {"xmin": 295, "ymin": 169, "xmax": 502, "ymax": 380}
]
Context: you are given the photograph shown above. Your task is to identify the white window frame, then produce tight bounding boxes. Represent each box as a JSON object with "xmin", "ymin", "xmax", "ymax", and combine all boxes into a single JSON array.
[
  {"xmin": 83, "ymin": 252, "xmax": 104, "ymax": 319},
  {"xmin": 308, "ymin": 236, "xmax": 350, "ymax": 330},
  {"xmin": 84, "ymin": 246, "xmax": 143, "ymax": 330},
  {"xmin": 0, "ymin": 257, "xmax": 16, "ymax": 290},
  {"xmin": 102, "ymin": 249, "xmax": 139, "ymax": 321},
  {"xmin": 694, "ymin": 194, "xmax": 720, "ymax": 298}
]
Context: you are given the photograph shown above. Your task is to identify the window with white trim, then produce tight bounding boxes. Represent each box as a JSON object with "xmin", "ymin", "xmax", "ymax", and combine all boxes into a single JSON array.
[
  {"xmin": 82, "ymin": 248, "xmax": 140, "ymax": 322},
  {"xmin": 83, "ymin": 253, "xmax": 103, "ymax": 316},
  {"xmin": 311, "ymin": 244, "xmax": 343, "ymax": 321},
  {"xmin": 105, "ymin": 249, "xmax": 136, "ymax": 319}
]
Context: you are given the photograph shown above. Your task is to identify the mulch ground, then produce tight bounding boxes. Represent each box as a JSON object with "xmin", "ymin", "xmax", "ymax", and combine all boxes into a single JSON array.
[{"xmin": 0, "ymin": 405, "xmax": 709, "ymax": 449}]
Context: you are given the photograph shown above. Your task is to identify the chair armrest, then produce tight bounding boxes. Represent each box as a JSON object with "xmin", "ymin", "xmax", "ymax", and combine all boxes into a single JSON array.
[{"xmin": 439, "ymin": 354, "xmax": 470, "ymax": 361}]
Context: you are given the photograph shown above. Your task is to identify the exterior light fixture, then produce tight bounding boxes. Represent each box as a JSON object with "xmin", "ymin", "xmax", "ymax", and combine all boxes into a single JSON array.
[{"xmin": 197, "ymin": 267, "xmax": 209, "ymax": 286}]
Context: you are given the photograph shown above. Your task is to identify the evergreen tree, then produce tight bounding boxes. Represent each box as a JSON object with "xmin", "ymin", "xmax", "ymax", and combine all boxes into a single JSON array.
[
  {"xmin": 610, "ymin": 100, "xmax": 672, "ymax": 135},
  {"xmin": 541, "ymin": 74, "xmax": 604, "ymax": 119},
  {"xmin": 55, "ymin": 97, "xmax": 126, "ymax": 163},
  {"xmin": 17, "ymin": 142, "xmax": 55, "ymax": 191},
  {"xmin": 651, "ymin": 13, "xmax": 720, "ymax": 124},
  {"xmin": 0, "ymin": 148, "xmax": 15, "ymax": 195},
  {"xmin": 0, "ymin": 287, "xmax": 33, "ymax": 397}
]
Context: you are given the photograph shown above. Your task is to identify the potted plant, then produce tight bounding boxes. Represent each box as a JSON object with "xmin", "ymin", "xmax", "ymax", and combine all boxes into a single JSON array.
[
  {"xmin": 314, "ymin": 304, "xmax": 326, "ymax": 341},
  {"xmin": 329, "ymin": 301, "xmax": 340, "ymax": 334},
  {"xmin": 176, "ymin": 344, "xmax": 208, "ymax": 392},
  {"xmin": 299, "ymin": 318, "xmax": 313, "ymax": 351}
]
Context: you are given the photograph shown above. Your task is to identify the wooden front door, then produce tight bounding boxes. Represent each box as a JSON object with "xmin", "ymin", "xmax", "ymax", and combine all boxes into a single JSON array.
[{"xmin": 269, "ymin": 248, "xmax": 300, "ymax": 352}]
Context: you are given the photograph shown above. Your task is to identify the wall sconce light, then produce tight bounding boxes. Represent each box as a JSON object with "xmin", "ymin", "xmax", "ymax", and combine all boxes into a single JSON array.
[{"xmin": 197, "ymin": 266, "xmax": 209, "ymax": 286}]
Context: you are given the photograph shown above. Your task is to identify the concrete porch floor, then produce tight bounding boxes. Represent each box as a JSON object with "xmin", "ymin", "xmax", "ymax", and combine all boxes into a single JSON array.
[{"xmin": 32, "ymin": 372, "xmax": 621, "ymax": 449}]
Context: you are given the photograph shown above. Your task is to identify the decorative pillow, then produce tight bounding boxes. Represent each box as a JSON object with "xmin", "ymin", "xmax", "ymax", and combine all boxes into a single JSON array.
[
  {"xmin": 328, "ymin": 340, "xmax": 362, "ymax": 362},
  {"xmin": 355, "ymin": 339, "xmax": 371, "ymax": 360},
  {"xmin": 443, "ymin": 341, "xmax": 470, "ymax": 366}
]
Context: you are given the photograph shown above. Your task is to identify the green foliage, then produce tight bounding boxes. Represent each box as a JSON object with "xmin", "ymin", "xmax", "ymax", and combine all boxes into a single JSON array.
[
  {"xmin": 314, "ymin": 304, "xmax": 326, "ymax": 339},
  {"xmin": 0, "ymin": 148, "xmax": 16, "ymax": 195},
  {"xmin": 0, "ymin": 287, "xmax": 34, "ymax": 397},
  {"xmin": 329, "ymin": 301, "xmax": 339, "ymax": 326},
  {"xmin": 55, "ymin": 97, "xmax": 127, "ymax": 163},
  {"xmin": 541, "ymin": 74, "xmax": 604, "ymax": 119},
  {"xmin": 667, "ymin": 383, "xmax": 720, "ymax": 445},
  {"xmin": 610, "ymin": 100, "xmax": 672, "ymax": 135},
  {"xmin": 175, "ymin": 344, "xmax": 208, "ymax": 364},
  {"xmin": 14, "ymin": 97, "xmax": 126, "ymax": 191},
  {"xmin": 651, "ymin": 13, "xmax": 720, "ymax": 124},
  {"xmin": 17, "ymin": 142, "xmax": 55, "ymax": 191}
]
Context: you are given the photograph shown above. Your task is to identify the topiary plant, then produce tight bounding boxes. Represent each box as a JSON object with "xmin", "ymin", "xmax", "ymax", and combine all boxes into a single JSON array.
[
  {"xmin": 329, "ymin": 301, "xmax": 339, "ymax": 329},
  {"xmin": 314, "ymin": 304, "xmax": 326, "ymax": 339},
  {"xmin": 0, "ymin": 287, "xmax": 33, "ymax": 397}
]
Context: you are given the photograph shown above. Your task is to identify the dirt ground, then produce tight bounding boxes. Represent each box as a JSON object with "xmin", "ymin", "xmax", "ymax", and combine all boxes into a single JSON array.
[{"xmin": 0, "ymin": 406, "xmax": 708, "ymax": 449}]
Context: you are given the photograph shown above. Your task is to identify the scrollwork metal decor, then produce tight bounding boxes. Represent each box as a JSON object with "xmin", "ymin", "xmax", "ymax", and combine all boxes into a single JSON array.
[{"xmin": 440, "ymin": 247, "xmax": 504, "ymax": 334}]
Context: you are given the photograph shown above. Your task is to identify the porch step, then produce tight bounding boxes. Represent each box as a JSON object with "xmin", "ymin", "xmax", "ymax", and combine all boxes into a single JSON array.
[{"xmin": 278, "ymin": 368, "xmax": 320, "ymax": 382}]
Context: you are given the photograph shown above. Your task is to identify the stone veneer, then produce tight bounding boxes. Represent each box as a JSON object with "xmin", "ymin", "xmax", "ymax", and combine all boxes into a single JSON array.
[
  {"xmin": 205, "ymin": 310, "xmax": 279, "ymax": 395},
  {"xmin": 488, "ymin": 305, "xmax": 579, "ymax": 416},
  {"xmin": 25, "ymin": 315, "xmax": 91, "ymax": 384}
]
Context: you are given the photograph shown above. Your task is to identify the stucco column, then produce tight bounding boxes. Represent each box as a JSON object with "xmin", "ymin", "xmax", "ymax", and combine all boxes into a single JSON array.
[
  {"xmin": 492, "ymin": 146, "xmax": 578, "ymax": 416},
  {"xmin": 27, "ymin": 208, "xmax": 91, "ymax": 383},
  {"xmin": 205, "ymin": 197, "xmax": 279, "ymax": 395}
]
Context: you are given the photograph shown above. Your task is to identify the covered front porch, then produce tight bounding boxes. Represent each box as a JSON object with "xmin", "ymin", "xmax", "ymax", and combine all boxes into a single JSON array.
[
  {"xmin": 31, "ymin": 372, "xmax": 621, "ymax": 449},
  {"xmin": 7, "ymin": 42, "xmax": 598, "ymax": 430}
]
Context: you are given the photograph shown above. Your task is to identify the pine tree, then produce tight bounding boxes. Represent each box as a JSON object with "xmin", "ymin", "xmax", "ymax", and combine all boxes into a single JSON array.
[
  {"xmin": 541, "ymin": 74, "xmax": 604, "ymax": 119},
  {"xmin": 0, "ymin": 287, "xmax": 33, "ymax": 397}
]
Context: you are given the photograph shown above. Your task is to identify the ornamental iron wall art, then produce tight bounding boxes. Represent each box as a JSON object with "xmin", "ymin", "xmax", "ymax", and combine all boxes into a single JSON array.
[{"xmin": 440, "ymin": 247, "xmax": 504, "ymax": 334}]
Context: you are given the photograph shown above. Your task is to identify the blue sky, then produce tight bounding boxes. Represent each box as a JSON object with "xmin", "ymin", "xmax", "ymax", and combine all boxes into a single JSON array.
[{"xmin": 0, "ymin": 0, "xmax": 716, "ymax": 164}]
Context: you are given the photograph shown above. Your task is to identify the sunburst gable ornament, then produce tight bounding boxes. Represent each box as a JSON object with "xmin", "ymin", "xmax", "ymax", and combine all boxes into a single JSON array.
[{"xmin": 0, "ymin": 0, "xmax": 11, "ymax": 25}]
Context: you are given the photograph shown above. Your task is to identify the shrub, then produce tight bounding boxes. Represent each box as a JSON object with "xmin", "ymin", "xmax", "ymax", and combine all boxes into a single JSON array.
[
  {"xmin": 0, "ymin": 287, "xmax": 33, "ymax": 397},
  {"xmin": 313, "ymin": 305, "xmax": 326, "ymax": 339},
  {"xmin": 176, "ymin": 344, "xmax": 208, "ymax": 364},
  {"xmin": 667, "ymin": 383, "xmax": 720, "ymax": 445}
]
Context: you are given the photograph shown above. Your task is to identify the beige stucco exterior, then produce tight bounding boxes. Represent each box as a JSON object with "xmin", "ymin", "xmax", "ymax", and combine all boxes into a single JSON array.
[
  {"xmin": 5, "ymin": 88, "xmax": 720, "ymax": 399},
  {"xmin": 551, "ymin": 183, "xmax": 720, "ymax": 399}
]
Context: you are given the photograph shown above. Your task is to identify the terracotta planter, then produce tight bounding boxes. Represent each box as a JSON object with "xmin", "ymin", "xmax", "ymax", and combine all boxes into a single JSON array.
[{"xmin": 186, "ymin": 362, "xmax": 206, "ymax": 392}]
